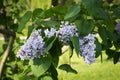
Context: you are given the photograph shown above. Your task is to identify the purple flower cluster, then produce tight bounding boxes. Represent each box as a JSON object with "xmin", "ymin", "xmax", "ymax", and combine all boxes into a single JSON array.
[
  {"xmin": 17, "ymin": 21, "xmax": 96, "ymax": 64},
  {"xmin": 17, "ymin": 29, "xmax": 45, "ymax": 60},
  {"xmin": 79, "ymin": 34, "xmax": 96, "ymax": 64},
  {"xmin": 57, "ymin": 21, "xmax": 78, "ymax": 44}
]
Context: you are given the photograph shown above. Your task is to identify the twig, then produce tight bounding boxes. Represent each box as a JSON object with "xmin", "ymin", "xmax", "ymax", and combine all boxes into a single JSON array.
[
  {"xmin": 0, "ymin": 29, "xmax": 16, "ymax": 37},
  {"xmin": 0, "ymin": 35, "xmax": 15, "ymax": 79}
]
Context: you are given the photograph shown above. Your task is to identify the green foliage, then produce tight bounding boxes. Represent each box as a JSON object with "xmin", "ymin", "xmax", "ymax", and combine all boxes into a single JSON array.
[
  {"xmin": 98, "ymin": 26, "xmax": 108, "ymax": 45},
  {"xmin": 75, "ymin": 19, "xmax": 94, "ymax": 36},
  {"xmin": 59, "ymin": 64, "xmax": 77, "ymax": 74},
  {"xmin": 49, "ymin": 38, "xmax": 62, "ymax": 67},
  {"xmin": 70, "ymin": 36, "xmax": 80, "ymax": 56},
  {"xmin": 64, "ymin": 4, "xmax": 81, "ymax": 20},
  {"xmin": 95, "ymin": 39, "xmax": 102, "ymax": 58},
  {"xmin": 113, "ymin": 6, "xmax": 120, "ymax": 18},
  {"xmin": 18, "ymin": 11, "xmax": 32, "ymax": 33},
  {"xmin": 29, "ymin": 57, "xmax": 51, "ymax": 77}
]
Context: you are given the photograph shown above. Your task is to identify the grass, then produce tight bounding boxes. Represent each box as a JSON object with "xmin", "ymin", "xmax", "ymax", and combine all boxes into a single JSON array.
[{"xmin": 58, "ymin": 51, "xmax": 120, "ymax": 80}]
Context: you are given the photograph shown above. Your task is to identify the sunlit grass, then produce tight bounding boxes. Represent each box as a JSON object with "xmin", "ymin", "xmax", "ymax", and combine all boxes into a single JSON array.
[{"xmin": 58, "ymin": 51, "xmax": 120, "ymax": 80}]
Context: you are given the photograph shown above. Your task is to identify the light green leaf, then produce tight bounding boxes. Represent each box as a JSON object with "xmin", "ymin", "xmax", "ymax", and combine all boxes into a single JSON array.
[
  {"xmin": 17, "ymin": 11, "xmax": 32, "ymax": 33},
  {"xmin": 29, "ymin": 57, "xmax": 51, "ymax": 77},
  {"xmin": 64, "ymin": 4, "xmax": 80, "ymax": 20}
]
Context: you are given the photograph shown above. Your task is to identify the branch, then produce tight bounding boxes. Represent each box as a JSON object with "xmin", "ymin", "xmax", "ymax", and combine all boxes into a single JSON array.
[
  {"xmin": 0, "ymin": 29, "xmax": 16, "ymax": 37},
  {"xmin": 0, "ymin": 35, "xmax": 15, "ymax": 79}
]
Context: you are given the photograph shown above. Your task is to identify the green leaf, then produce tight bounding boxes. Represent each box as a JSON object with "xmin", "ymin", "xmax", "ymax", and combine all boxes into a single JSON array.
[
  {"xmin": 47, "ymin": 64, "xmax": 58, "ymax": 80},
  {"xmin": 113, "ymin": 52, "xmax": 120, "ymax": 64},
  {"xmin": 82, "ymin": 0, "xmax": 107, "ymax": 19},
  {"xmin": 27, "ymin": 25, "xmax": 34, "ymax": 39},
  {"xmin": 23, "ymin": 65, "xmax": 31, "ymax": 74},
  {"xmin": 64, "ymin": 4, "xmax": 80, "ymax": 20},
  {"xmin": 113, "ymin": 6, "xmax": 120, "ymax": 18},
  {"xmin": 70, "ymin": 36, "xmax": 80, "ymax": 56},
  {"xmin": 113, "ymin": 41, "xmax": 120, "ymax": 50},
  {"xmin": 75, "ymin": 19, "xmax": 94, "ymax": 36},
  {"xmin": 45, "ymin": 37, "xmax": 57, "ymax": 53},
  {"xmin": 52, "ymin": 6, "xmax": 67, "ymax": 15},
  {"xmin": 59, "ymin": 64, "xmax": 77, "ymax": 74},
  {"xmin": 95, "ymin": 39, "xmax": 102, "ymax": 58},
  {"xmin": 14, "ymin": 73, "xmax": 30, "ymax": 80},
  {"xmin": 42, "ymin": 8, "xmax": 54, "ymax": 18},
  {"xmin": 40, "ymin": 20, "xmax": 59, "ymax": 27},
  {"xmin": 17, "ymin": 11, "xmax": 32, "ymax": 33},
  {"xmin": 106, "ymin": 31, "xmax": 119, "ymax": 41},
  {"xmin": 98, "ymin": 27, "xmax": 107, "ymax": 45},
  {"xmin": 69, "ymin": 44, "xmax": 73, "ymax": 58},
  {"xmin": 49, "ymin": 38, "xmax": 62, "ymax": 67},
  {"xmin": 32, "ymin": 8, "xmax": 43, "ymax": 20},
  {"xmin": 106, "ymin": 49, "xmax": 114, "ymax": 59},
  {"xmin": 105, "ymin": 17, "xmax": 114, "ymax": 32},
  {"xmin": 29, "ymin": 57, "xmax": 51, "ymax": 77},
  {"xmin": 40, "ymin": 76, "xmax": 53, "ymax": 80}
]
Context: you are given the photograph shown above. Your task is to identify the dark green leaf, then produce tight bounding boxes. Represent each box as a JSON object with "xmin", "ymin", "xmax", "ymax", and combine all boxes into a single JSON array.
[
  {"xmin": 98, "ymin": 27, "xmax": 107, "ymax": 45},
  {"xmin": 106, "ymin": 49, "xmax": 114, "ymax": 59},
  {"xmin": 106, "ymin": 31, "xmax": 119, "ymax": 41},
  {"xmin": 70, "ymin": 36, "xmax": 80, "ymax": 56},
  {"xmin": 105, "ymin": 17, "xmax": 114, "ymax": 32},
  {"xmin": 113, "ymin": 6, "xmax": 120, "ymax": 18},
  {"xmin": 17, "ymin": 11, "xmax": 32, "ymax": 32},
  {"xmin": 113, "ymin": 52, "xmax": 120, "ymax": 64},
  {"xmin": 42, "ymin": 8, "xmax": 54, "ymax": 18},
  {"xmin": 32, "ymin": 8, "xmax": 43, "ymax": 20},
  {"xmin": 47, "ymin": 64, "xmax": 58, "ymax": 80},
  {"xmin": 113, "ymin": 41, "xmax": 120, "ymax": 50},
  {"xmin": 64, "ymin": 4, "xmax": 80, "ymax": 20},
  {"xmin": 75, "ymin": 19, "xmax": 94, "ymax": 36},
  {"xmin": 45, "ymin": 37, "xmax": 57, "ymax": 53},
  {"xmin": 59, "ymin": 64, "xmax": 77, "ymax": 74},
  {"xmin": 69, "ymin": 44, "xmax": 73, "ymax": 58},
  {"xmin": 49, "ymin": 38, "xmax": 62, "ymax": 67},
  {"xmin": 95, "ymin": 39, "xmax": 102, "ymax": 58},
  {"xmin": 29, "ymin": 57, "xmax": 51, "ymax": 77},
  {"xmin": 27, "ymin": 25, "xmax": 34, "ymax": 39},
  {"xmin": 82, "ymin": 0, "xmax": 107, "ymax": 19}
]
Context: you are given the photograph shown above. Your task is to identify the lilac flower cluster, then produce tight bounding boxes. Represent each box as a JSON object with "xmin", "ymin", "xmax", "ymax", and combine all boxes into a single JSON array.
[
  {"xmin": 57, "ymin": 21, "xmax": 78, "ymax": 44},
  {"xmin": 17, "ymin": 29, "xmax": 45, "ymax": 60},
  {"xmin": 17, "ymin": 21, "xmax": 96, "ymax": 65},
  {"xmin": 79, "ymin": 34, "xmax": 96, "ymax": 64}
]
